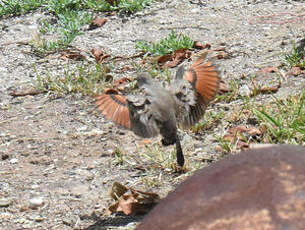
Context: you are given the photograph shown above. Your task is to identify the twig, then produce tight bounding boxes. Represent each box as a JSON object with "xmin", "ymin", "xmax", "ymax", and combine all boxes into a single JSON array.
[
  {"xmin": 9, "ymin": 89, "xmax": 46, "ymax": 97},
  {"xmin": 1, "ymin": 40, "xmax": 30, "ymax": 46}
]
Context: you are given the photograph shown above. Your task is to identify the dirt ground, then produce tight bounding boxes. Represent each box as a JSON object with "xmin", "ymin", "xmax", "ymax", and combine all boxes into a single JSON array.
[{"xmin": 1, "ymin": 0, "xmax": 305, "ymax": 229}]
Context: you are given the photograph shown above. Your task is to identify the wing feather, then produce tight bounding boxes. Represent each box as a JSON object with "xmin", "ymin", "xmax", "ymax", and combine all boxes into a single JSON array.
[
  {"xmin": 95, "ymin": 91, "xmax": 131, "ymax": 129},
  {"xmin": 171, "ymin": 56, "xmax": 220, "ymax": 128}
]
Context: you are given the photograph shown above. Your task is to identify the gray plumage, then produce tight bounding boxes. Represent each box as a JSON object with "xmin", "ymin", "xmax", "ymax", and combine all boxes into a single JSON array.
[{"xmin": 95, "ymin": 57, "xmax": 220, "ymax": 166}]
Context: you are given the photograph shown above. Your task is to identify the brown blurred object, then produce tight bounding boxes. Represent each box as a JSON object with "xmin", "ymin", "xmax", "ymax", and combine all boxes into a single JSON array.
[
  {"xmin": 88, "ymin": 17, "xmax": 107, "ymax": 30},
  {"xmin": 137, "ymin": 145, "xmax": 305, "ymax": 230}
]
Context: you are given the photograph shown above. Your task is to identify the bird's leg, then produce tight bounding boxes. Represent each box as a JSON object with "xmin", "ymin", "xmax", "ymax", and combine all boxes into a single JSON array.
[
  {"xmin": 175, "ymin": 136, "xmax": 184, "ymax": 166},
  {"xmin": 161, "ymin": 138, "xmax": 175, "ymax": 146}
]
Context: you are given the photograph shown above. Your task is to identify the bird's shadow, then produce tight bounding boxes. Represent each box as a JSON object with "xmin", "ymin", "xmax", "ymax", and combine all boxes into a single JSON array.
[{"xmin": 83, "ymin": 214, "xmax": 144, "ymax": 230}]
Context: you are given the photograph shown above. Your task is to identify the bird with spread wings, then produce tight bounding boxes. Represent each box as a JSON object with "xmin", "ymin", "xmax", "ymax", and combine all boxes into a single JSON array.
[{"xmin": 95, "ymin": 55, "xmax": 220, "ymax": 166}]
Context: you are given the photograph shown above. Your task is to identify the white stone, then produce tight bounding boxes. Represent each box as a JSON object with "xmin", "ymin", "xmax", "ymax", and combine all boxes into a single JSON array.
[
  {"xmin": 29, "ymin": 197, "xmax": 44, "ymax": 209},
  {"xmin": 10, "ymin": 158, "xmax": 18, "ymax": 164},
  {"xmin": 239, "ymin": 85, "xmax": 252, "ymax": 96}
]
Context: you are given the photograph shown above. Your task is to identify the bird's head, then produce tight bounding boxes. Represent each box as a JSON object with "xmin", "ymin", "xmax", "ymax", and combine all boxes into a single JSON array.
[{"xmin": 136, "ymin": 73, "xmax": 154, "ymax": 87}]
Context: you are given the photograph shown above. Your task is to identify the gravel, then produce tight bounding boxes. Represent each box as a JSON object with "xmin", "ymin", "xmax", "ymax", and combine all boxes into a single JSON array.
[{"xmin": 1, "ymin": 0, "xmax": 305, "ymax": 229}]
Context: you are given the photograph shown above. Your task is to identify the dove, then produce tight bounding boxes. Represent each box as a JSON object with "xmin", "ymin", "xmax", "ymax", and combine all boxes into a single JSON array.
[{"xmin": 94, "ymin": 55, "xmax": 220, "ymax": 166}]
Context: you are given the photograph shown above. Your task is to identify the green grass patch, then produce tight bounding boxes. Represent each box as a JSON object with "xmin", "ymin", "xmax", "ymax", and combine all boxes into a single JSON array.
[
  {"xmin": 0, "ymin": 0, "xmax": 44, "ymax": 16},
  {"xmin": 35, "ymin": 64, "xmax": 111, "ymax": 96},
  {"xmin": 136, "ymin": 30, "xmax": 195, "ymax": 56},
  {"xmin": 254, "ymin": 91, "xmax": 305, "ymax": 145},
  {"xmin": 283, "ymin": 42, "xmax": 305, "ymax": 69},
  {"xmin": 86, "ymin": 0, "xmax": 153, "ymax": 13},
  {"xmin": 1, "ymin": 0, "xmax": 153, "ymax": 52},
  {"xmin": 191, "ymin": 110, "xmax": 226, "ymax": 133},
  {"xmin": 139, "ymin": 143, "xmax": 178, "ymax": 170}
]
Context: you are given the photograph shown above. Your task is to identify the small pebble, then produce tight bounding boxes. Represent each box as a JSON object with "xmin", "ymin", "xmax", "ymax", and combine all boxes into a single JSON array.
[
  {"xmin": 0, "ymin": 212, "xmax": 14, "ymax": 220},
  {"xmin": 78, "ymin": 126, "xmax": 87, "ymax": 131},
  {"xmin": 29, "ymin": 197, "xmax": 44, "ymax": 209},
  {"xmin": 27, "ymin": 214, "xmax": 44, "ymax": 222},
  {"xmin": 10, "ymin": 158, "xmax": 18, "ymax": 164},
  {"xmin": 239, "ymin": 85, "xmax": 252, "ymax": 96},
  {"xmin": 0, "ymin": 198, "xmax": 12, "ymax": 207}
]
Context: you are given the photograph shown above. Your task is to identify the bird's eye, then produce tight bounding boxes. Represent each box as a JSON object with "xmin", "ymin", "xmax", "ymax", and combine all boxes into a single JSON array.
[{"xmin": 176, "ymin": 92, "xmax": 183, "ymax": 98}]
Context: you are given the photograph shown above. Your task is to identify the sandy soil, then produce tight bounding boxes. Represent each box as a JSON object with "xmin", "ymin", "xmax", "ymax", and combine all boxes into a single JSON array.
[{"xmin": 1, "ymin": 0, "xmax": 305, "ymax": 229}]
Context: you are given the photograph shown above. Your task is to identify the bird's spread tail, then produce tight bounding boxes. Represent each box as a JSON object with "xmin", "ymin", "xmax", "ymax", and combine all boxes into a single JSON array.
[
  {"xmin": 184, "ymin": 57, "xmax": 220, "ymax": 104},
  {"xmin": 95, "ymin": 89, "xmax": 130, "ymax": 129}
]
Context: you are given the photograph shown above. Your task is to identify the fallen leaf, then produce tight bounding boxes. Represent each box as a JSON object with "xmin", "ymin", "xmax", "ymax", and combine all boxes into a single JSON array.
[
  {"xmin": 120, "ymin": 65, "xmax": 132, "ymax": 72},
  {"xmin": 89, "ymin": 17, "xmax": 107, "ymax": 30},
  {"xmin": 216, "ymin": 51, "xmax": 229, "ymax": 59},
  {"xmin": 246, "ymin": 127, "xmax": 262, "ymax": 136},
  {"xmin": 108, "ymin": 182, "xmax": 159, "ymax": 215},
  {"xmin": 236, "ymin": 141, "xmax": 249, "ymax": 150},
  {"xmin": 91, "ymin": 48, "xmax": 110, "ymax": 63},
  {"xmin": 250, "ymin": 78, "xmax": 281, "ymax": 96},
  {"xmin": 156, "ymin": 54, "xmax": 173, "ymax": 65},
  {"xmin": 61, "ymin": 50, "xmax": 86, "ymax": 61},
  {"xmin": 218, "ymin": 81, "xmax": 230, "ymax": 94},
  {"xmin": 286, "ymin": 66, "xmax": 305, "ymax": 76},
  {"xmin": 193, "ymin": 42, "xmax": 211, "ymax": 49},
  {"xmin": 256, "ymin": 85, "xmax": 280, "ymax": 94},
  {"xmin": 91, "ymin": 48, "xmax": 103, "ymax": 60},
  {"xmin": 158, "ymin": 49, "xmax": 192, "ymax": 68},
  {"xmin": 228, "ymin": 125, "xmax": 248, "ymax": 135},
  {"xmin": 260, "ymin": 66, "xmax": 278, "ymax": 73},
  {"xmin": 109, "ymin": 182, "xmax": 129, "ymax": 200},
  {"xmin": 113, "ymin": 77, "xmax": 131, "ymax": 90},
  {"xmin": 222, "ymin": 125, "xmax": 263, "ymax": 151}
]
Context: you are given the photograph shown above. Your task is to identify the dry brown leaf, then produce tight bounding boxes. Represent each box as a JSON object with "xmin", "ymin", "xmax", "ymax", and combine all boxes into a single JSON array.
[
  {"xmin": 218, "ymin": 81, "xmax": 230, "ymax": 94},
  {"xmin": 228, "ymin": 125, "xmax": 248, "ymax": 135},
  {"xmin": 161, "ymin": 49, "xmax": 191, "ymax": 68},
  {"xmin": 260, "ymin": 66, "xmax": 278, "ymax": 73},
  {"xmin": 108, "ymin": 182, "xmax": 159, "ymax": 215},
  {"xmin": 286, "ymin": 66, "xmax": 305, "ymax": 76},
  {"xmin": 250, "ymin": 77, "xmax": 281, "ymax": 96},
  {"xmin": 236, "ymin": 141, "xmax": 249, "ymax": 150},
  {"xmin": 193, "ymin": 42, "xmax": 211, "ymax": 49},
  {"xmin": 256, "ymin": 85, "xmax": 280, "ymax": 94},
  {"xmin": 156, "ymin": 54, "xmax": 172, "ymax": 65},
  {"xmin": 247, "ymin": 127, "xmax": 262, "ymax": 136},
  {"xmin": 109, "ymin": 182, "xmax": 129, "ymax": 200},
  {"xmin": 222, "ymin": 125, "xmax": 262, "ymax": 151},
  {"xmin": 120, "ymin": 65, "xmax": 132, "ymax": 72},
  {"xmin": 89, "ymin": 17, "xmax": 107, "ymax": 30},
  {"xmin": 91, "ymin": 48, "xmax": 110, "ymax": 63},
  {"xmin": 91, "ymin": 48, "xmax": 103, "ymax": 60},
  {"xmin": 113, "ymin": 77, "xmax": 131, "ymax": 90},
  {"xmin": 61, "ymin": 50, "xmax": 86, "ymax": 61},
  {"xmin": 216, "ymin": 51, "xmax": 229, "ymax": 59}
]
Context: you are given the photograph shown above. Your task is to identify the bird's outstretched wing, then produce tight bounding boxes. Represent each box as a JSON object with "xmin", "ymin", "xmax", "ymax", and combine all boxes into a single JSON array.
[
  {"xmin": 95, "ymin": 89, "xmax": 131, "ymax": 129},
  {"xmin": 95, "ymin": 88, "xmax": 160, "ymax": 138},
  {"xmin": 171, "ymin": 55, "xmax": 220, "ymax": 128}
]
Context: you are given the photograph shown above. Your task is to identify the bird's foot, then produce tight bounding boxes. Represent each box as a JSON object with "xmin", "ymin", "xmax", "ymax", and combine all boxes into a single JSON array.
[{"xmin": 161, "ymin": 138, "xmax": 175, "ymax": 146}]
